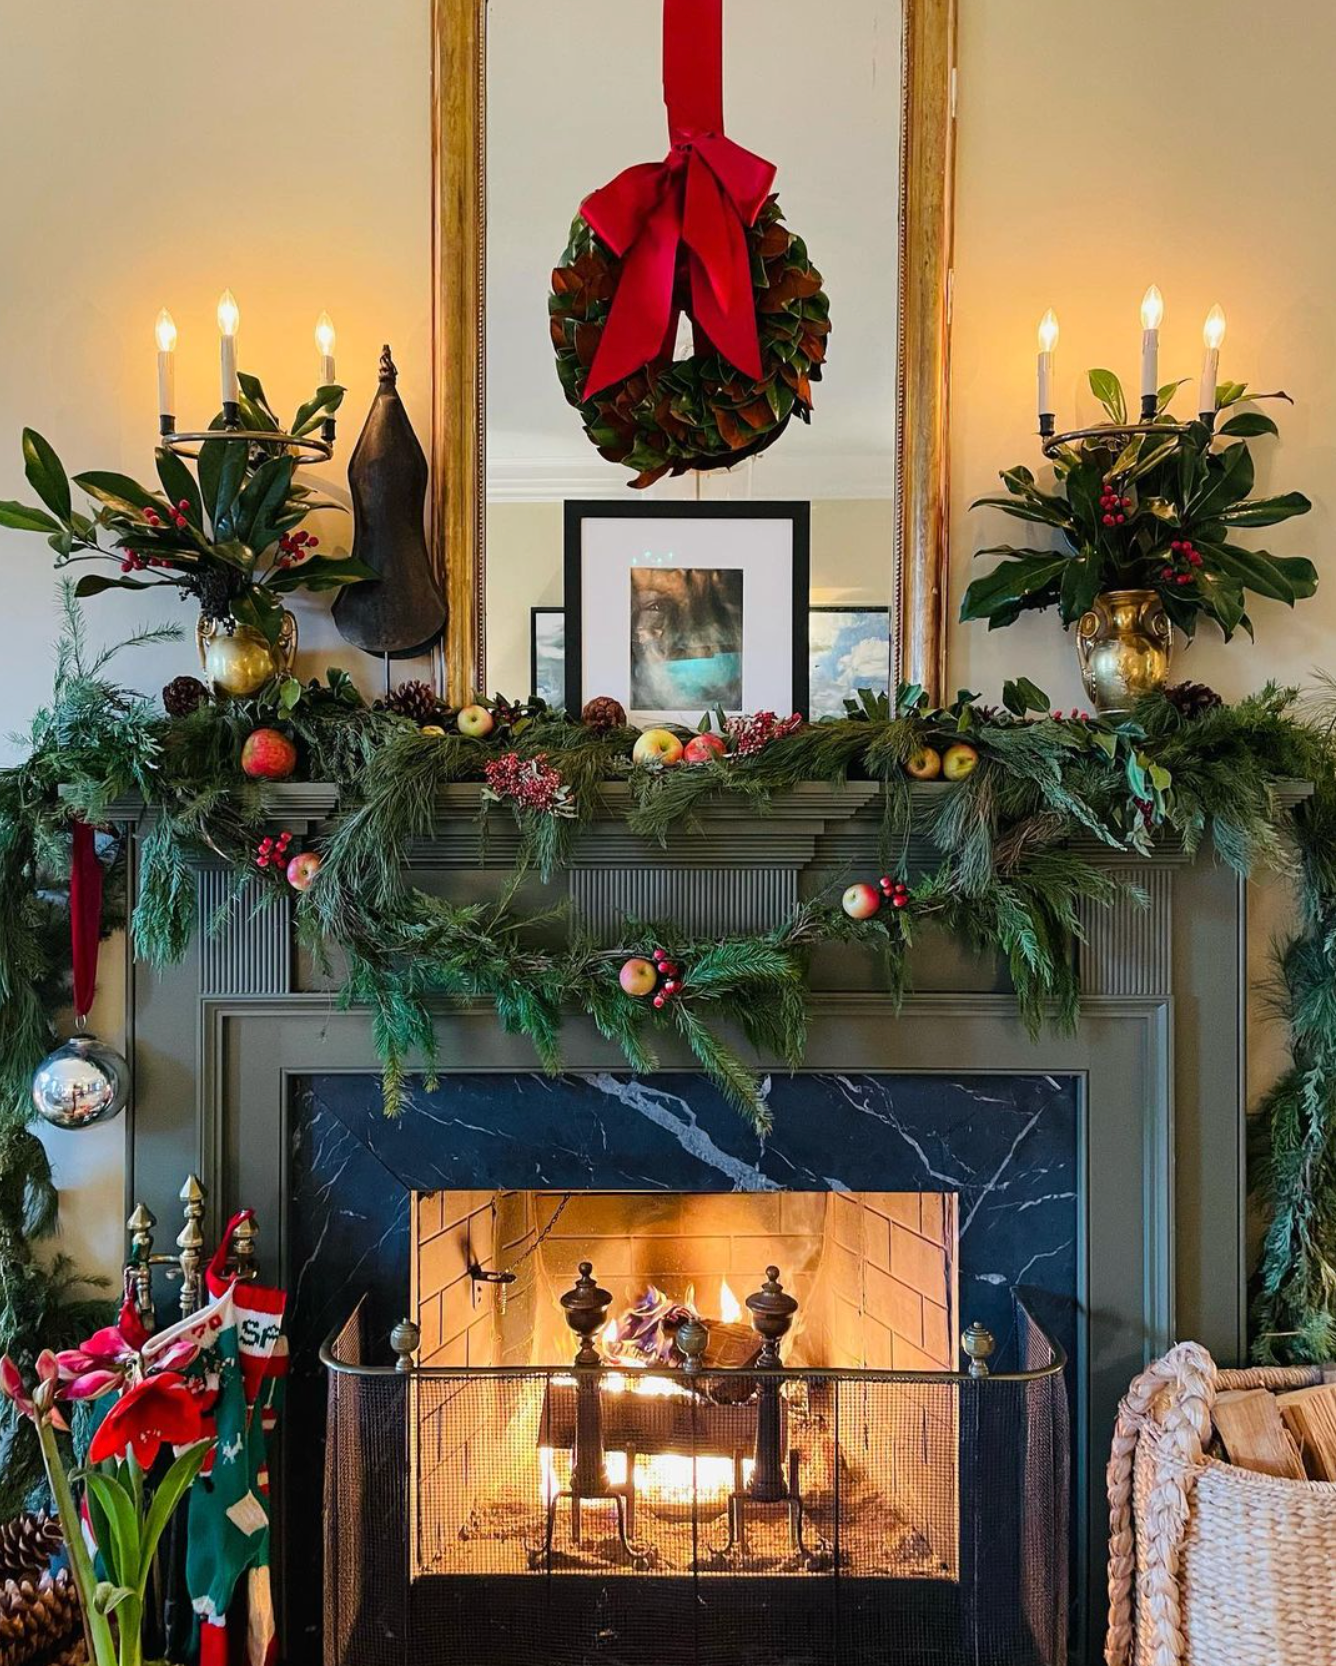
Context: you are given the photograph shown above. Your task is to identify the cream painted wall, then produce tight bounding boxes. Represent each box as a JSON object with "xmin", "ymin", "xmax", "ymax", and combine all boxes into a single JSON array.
[
  {"xmin": 1, "ymin": 1, "xmax": 1330, "ymax": 1272},
  {"xmin": 0, "ymin": 0, "xmax": 432, "ymax": 1276}
]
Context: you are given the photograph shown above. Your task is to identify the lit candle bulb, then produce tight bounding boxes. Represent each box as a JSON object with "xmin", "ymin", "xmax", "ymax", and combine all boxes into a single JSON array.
[
  {"xmin": 154, "ymin": 308, "xmax": 177, "ymax": 431},
  {"xmin": 1036, "ymin": 308, "xmax": 1059, "ymax": 434},
  {"xmin": 217, "ymin": 289, "xmax": 240, "ymax": 415},
  {"xmin": 315, "ymin": 312, "xmax": 336, "ymax": 387},
  {"xmin": 1140, "ymin": 285, "xmax": 1163, "ymax": 415},
  {"xmin": 1198, "ymin": 304, "xmax": 1226, "ymax": 423}
]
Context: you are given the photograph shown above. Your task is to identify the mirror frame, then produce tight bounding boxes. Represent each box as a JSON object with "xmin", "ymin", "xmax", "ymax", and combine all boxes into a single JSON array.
[{"xmin": 432, "ymin": 0, "xmax": 957, "ymax": 703}]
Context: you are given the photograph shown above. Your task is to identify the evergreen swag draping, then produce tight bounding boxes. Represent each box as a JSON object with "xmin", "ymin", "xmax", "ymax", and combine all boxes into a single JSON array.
[{"xmin": 4, "ymin": 596, "xmax": 1336, "ymax": 1463}]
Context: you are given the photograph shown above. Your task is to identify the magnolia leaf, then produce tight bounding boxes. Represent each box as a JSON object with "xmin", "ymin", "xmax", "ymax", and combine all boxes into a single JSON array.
[
  {"xmin": 1189, "ymin": 442, "xmax": 1254, "ymax": 521},
  {"xmin": 1217, "ymin": 491, "xmax": 1311, "ymax": 527},
  {"xmin": 1088, "ymin": 368, "xmax": 1127, "ymax": 425},
  {"xmin": 1217, "ymin": 412, "xmax": 1278, "ymax": 439},
  {"xmin": 74, "ymin": 574, "xmax": 155, "ymax": 597},
  {"xmin": 959, "ymin": 554, "xmax": 1067, "ymax": 623},
  {"xmin": 1001, "ymin": 677, "xmax": 1050, "ymax": 717},
  {"xmin": 1197, "ymin": 541, "xmax": 1297, "ymax": 604},
  {"xmin": 1155, "ymin": 379, "xmax": 1190, "ymax": 416},
  {"xmin": 0, "ymin": 499, "xmax": 61, "ymax": 533},
  {"xmin": 970, "ymin": 495, "xmax": 1071, "ymax": 529},
  {"xmin": 22, "ymin": 429, "xmax": 71, "ymax": 521},
  {"xmin": 155, "ymin": 448, "xmax": 203, "ymax": 525}
]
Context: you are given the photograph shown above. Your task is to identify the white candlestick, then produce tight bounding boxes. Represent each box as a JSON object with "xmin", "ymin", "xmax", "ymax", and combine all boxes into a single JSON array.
[
  {"xmin": 217, "ymin": 289, "xmax": 240, "ymax": 410},
  {"xmin": 1199, "ymin": 304, "xmax": 1226, "ymax": 418},
  {"xmin": 315, "ymin": 311, "xmax": 336, "ymax": 387},
  {"xmin": 154, "ymin": 308, "xmax": 177, "ymax": 421},
  {"xmin": 1036, "ymin": 308, "xmax": 1059, "ymax": 424},
  {"xmin": 1139, "ymin": 286, "xmax": 1163, "ymax": 401}
]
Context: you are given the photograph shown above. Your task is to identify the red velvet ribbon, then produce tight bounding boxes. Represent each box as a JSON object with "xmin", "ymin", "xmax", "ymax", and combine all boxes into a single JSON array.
[
  {"xmin": 69, "ymin": 821, "xmax": 103, "ymax": 1023},
  {"xmin": 581, "ymin": 0, "xmax": 776, "ymax": 399}
]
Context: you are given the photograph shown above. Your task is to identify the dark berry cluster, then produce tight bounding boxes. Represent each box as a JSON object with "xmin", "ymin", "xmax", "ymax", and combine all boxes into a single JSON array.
[
  {"xmin": 650, "ymin": 947, "xmax": 684, "ymax": 1010},
  {"xmin": 276, "ymin": 529, "xmax": 319, "ymax": 569},
  {"xmin": 255, "ymin": 830, "xmax": 293, "ymax": 871},
  {"xmin": 1100, "ymin": 485, "xmax": 1132, "ymax": 527},
  {"xmin": 483, "ymin": 751, "xmax": 569, "ymax": 813},
  {"xmin": 724, "ymin": 710, "xmax": 804, "ymax": 758},
  {"xmin": 1160, "ymin": 538, "xmax": 1204, "ymax": 587},
  {"xmin": 879, "ymin": 876, "xmax": 911, "ymax": 910}
]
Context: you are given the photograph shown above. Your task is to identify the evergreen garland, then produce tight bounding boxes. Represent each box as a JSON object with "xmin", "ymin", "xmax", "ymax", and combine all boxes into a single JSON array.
[{"xmin": 5, "ymin": 597, "xmax": 1336, "ymax": 1376}]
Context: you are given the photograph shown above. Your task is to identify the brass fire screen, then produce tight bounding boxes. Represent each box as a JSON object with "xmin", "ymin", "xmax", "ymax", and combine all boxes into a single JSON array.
[{"xmin": 323, "ymin": 1301, "xmax": 1068, "ymax": 1666}]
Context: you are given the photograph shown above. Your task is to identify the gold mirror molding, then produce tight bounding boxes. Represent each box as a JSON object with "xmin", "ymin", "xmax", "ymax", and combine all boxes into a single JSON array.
[{"xmin": 431, "ymin": 0, "xmax": 957, "ymax": 704}]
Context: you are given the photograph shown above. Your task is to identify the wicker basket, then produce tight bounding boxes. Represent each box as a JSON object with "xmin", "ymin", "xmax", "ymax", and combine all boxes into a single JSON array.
[{"xmin": 1105, "ymin": 1341, "xmax": 1336, "ymax": 1665}]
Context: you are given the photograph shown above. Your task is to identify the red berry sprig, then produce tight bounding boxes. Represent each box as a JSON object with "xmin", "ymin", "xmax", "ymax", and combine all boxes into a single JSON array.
[
  {"xmin": 1099, "ymin": 485, "xmax": 1132, "ymax": 528},
  {"xmin": 1160, "ymin": 538, "xmax": 1204, "ymax": 588},
  {"xmin": 878, "ymin": 876, "xmax": 911, "ymax": 910},
  {"xmin": 276, "ymin": 529, "xmax": 319, "ymax": 569},
  {"xmin": 650, "ymin": 946, "xmax": 685, "ymax": 1009},
  {"xmin": 254, "ymin": 830, "xmax": 294, "ymax": 871}
]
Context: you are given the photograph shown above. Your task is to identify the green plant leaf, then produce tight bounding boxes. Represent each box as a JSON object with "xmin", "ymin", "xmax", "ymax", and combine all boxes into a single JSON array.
[
  {"xmin": 0, "ymin": 499, "xmax": 61, "ymax": 533},
  {"xmin": 1189, "ymin": 442, "xmax": 1254, "ymax": 521},
  {"xmin": 1217, "ymin": 412, "xmax": 1279, "ymax": 439},
  {"xmin": 1155, "ymin": 379, "xmax": 1190, "ymax": 416},
  {"xmin": 74, "ymin": 471, "xmax": 162, "ymax": 517},
  {"xmin": 83, "ymin": 1471, "xmax": 140, "ymax": 1588},
  {"xmin": 1215, "ymin": 380, "xmax": 1248, "ymax": 408},
  {"xmin": 155, "ymin": 448, "xmax": 203, "ymax": 525},
  {"xmin": 235, "ymin": 455, "xmax": 295, "ymax": 546},
  {"xmin": 197, "ymin": 438, "xmax": 248, "ymax": 532},
  {"xmin": 74, "ymin": 574, "xmax": 155, "ymax": 597},
  {"xmin": 291, "ymin": 384, "xmax": 345, "ymax": 438},
  {"xmin": 970, "ymin": 496, "xmax": 1072, "ymax": 529},
  {"xmin": 1088, "ymin": 369, "xmax": 1127, "ymax": 425},
  {"xmin": 1217, "ymin": 491, "xmax": 1311, "ymax": 527},
  {"xmin": 264, "ymin": 553, "xmax": 377, "ymax": 594},
  {"xmin": 1001, "ymin": 677, "xmax": 1050, "ymax": 716},
  {"xmin": 21, "ymin": 430, "xmax": 71, "ymax": 520},
  {"xmin": 1059, "ymin": 546, "xmax": 1103, "ymax": 623},
  {"xmin": 1197, "ymin": 540, "xmax": 1301, "ymax": 604},
  {"xmin": 959, "ymin": 553, "xmax": 1067, "ymax": 623},
  {"xmin": 137, "ymin": 1441, "xmax": 210, "ymax": 1592}
]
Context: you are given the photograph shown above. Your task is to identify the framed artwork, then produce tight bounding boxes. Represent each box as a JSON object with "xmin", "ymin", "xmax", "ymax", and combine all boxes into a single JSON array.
[
  {"xmin": 808, "ymin": 606, "xmax": 892, "ymax": 719},
  {"xmin": 530, "ymin": 607, "xmax": 565, "ymax": 707},
  {"xmin": 563, "ymin": 501, "xmax": 810, "ymax": 727}
]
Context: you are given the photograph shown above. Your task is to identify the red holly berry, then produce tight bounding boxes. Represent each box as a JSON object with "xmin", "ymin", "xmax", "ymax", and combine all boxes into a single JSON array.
[
  {"xmin": 653, "ymin": 948, "xmax": 666, "ymax": 963},
  {"xmin": 662, "ymin": 980, "xmax": 680, "ymax": 995},
  {"xmin": 1121, "ymin": 497, "xmax": 1132, "ymax": 509},
  {"xmin": 1160, "ymin": 567, "xmax": 1173, "ymax": 581},
  {"xmin": 1102, "ymin": 514, "xmax": 1115, "ymax": 527},
  {"xmin": 653, "ymin": 994, "xmax": 666, "ymax": 1010},
  {"xmin": 178, "ymin": 499, "xmax": 190, "ymax": 513},
  {"xmin": 892, "ymin": 895, "xmax": 908, "ymax": 908},
  {"xmin": 1176, "ymin": 573, "xmax": 1192, "ymax": 586},
  {"xmin": 306, "ymin": 537, "xmax": 319, "ymax": 549},
  {"xmin": 1116, "ymin": 514, "xmax": 1125, "ymax": 524},
  {"xmin": 1188, "ymin": 550, "xmax": 1203, "ymax": 567}
]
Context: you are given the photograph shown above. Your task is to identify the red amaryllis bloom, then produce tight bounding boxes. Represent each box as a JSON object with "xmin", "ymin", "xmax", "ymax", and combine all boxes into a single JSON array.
[
  {"xmin": 57, "ymin": 1300, "xmax": 198, "ymax": 1401},
  {"xmin": 87, "ymin": 1372, "xmax": 205, "ymax": 1467}
]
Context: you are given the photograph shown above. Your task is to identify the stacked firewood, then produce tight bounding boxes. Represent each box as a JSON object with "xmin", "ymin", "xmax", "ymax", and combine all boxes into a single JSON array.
[
  {"xmin": 0, "ymin": 1513, "xmax": 85, "ymax": 1666},
  {"xmin": 1211, "ymin": 1375, "xmax": 1336, "ymax": 1481}
]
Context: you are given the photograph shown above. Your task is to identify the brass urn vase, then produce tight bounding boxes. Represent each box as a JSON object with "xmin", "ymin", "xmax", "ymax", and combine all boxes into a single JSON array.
[
  {"xmin": 197, "ymin": 611, "xmax": 298, "ymax": 697},
  {"xmin": 1075, "ymin": 589, "xmax": 1172, "ymax": 715}
]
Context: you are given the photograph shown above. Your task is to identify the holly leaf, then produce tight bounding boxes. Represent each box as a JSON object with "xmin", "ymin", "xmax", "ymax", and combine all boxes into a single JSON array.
[{"xmin": 21, "ymin": 429, "xmax": 71, "ymax": 520}]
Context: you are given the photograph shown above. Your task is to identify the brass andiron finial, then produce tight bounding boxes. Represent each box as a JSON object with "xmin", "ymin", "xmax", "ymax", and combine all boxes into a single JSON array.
[
  {"xmin": 561, "ymin": 1261, "xmax": 613, "ymax": 1369},
  {"xmin": 390, "ymin": 1319, "xmax": 420, "ymax": 1373},
  {"xmin": 176, "ymin": 1174, "xmax": 206, "ymax": 1317},
  {"xmin": 229, "ymin": 1214, "xmax": 259, "ymax": 1282},
  {"xmin": 126, "ymin": 1203, "xmax": 157, "ymax": 1332},
  {"xmin": 675, "ymin": 1313, "xmax": 709, "ymax": 1375},
  {"xmin": 962, "ymin": 1321, "xmax": 996, "ymax": 1378}
]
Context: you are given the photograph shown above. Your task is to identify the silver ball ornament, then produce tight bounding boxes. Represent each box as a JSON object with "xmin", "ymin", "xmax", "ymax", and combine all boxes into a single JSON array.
[{"xmin": 31, "ymin": 1034, "xmax": 130, "ymax": 1130}]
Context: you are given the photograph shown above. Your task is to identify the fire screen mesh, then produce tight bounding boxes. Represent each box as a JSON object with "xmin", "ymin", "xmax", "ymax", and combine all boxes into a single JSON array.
[{"xmin": 324, "ymin": 1302, "xmax": 1067, "ymax": 1666}]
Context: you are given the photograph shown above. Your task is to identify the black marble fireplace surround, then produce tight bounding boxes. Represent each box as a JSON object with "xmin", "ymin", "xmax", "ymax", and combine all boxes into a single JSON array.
[{"xmin": 117, "ymin": 782, "xmax": 1271, "ymax": 1664}]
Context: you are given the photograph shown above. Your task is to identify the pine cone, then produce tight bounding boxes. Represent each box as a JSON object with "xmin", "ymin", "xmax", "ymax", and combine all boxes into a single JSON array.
[
  {"xmin": 580, "ymin": 696, "xmax": 627, "ymax": 732},
  {"xmin": 377, "ymin": 680, "xmax": 446, "ymax": 725},
  {"xmin": 161, "ymin": 675, "xmax": 210, "ymax": 719},
  {"xmin": 0, "ymin": 1569, "xmax": 82, "ymax": 1666},
  {"xmin": 0, "ymin": 1518, "xmax": 61, "ymax": 1586},
  {"xmin": 1164, "ymin": 680, "xmax": 1224, "ymax": 719}
]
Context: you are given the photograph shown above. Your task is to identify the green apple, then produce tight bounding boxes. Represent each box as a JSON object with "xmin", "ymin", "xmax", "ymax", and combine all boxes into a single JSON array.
[
  {"xmin": 942, "ymin": 742, "xmax": 979, "ymax": 781},
  {"xmin": 632, "ymin": 728, "xmax": 684, "ymax": 767},
  {"xmin": 456, "ymin": 704, "xmax": 495, "ymax": 739}
]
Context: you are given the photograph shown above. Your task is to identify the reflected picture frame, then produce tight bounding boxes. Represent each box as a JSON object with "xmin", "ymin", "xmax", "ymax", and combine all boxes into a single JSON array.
[
  {"xmin": 563, "ymin": 501, "xmax": 810, "ymax": 727},
  {"xmin": 530, "ymin": 606, "xmax": 566, "ymax": 708},
  {"xmin": 808, "ymin": 605, "xmax": 892, "ymax": 720}
]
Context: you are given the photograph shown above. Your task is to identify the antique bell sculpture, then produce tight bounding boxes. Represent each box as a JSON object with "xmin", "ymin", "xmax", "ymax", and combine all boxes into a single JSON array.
[{"xmin": 333, "ymin": 345, "xmax": 447, "ymax": 661}]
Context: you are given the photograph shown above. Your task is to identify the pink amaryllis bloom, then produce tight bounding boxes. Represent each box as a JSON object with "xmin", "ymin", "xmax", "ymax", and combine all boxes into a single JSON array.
[
  {"xmin": 57, "ymin": 1300, "xmax": 199, "ymax": 1401},
  {"xmin": 0, "ymin": 1352, "xmax": 68, "ymax": 1429},
  {"xmin": 87, "ymin": 1372, "xmax": 205, "ymax": 1468}
]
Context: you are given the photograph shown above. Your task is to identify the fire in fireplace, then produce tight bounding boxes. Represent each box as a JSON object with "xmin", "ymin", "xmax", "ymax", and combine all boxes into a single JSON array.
[{"xmin": 320, "ymin": 1186, "xmax": 1069, "ymax": 1666}]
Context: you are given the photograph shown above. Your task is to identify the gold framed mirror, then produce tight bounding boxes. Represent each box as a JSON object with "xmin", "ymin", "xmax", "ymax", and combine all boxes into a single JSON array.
[{"xmin": 432, "ymin": 0, "xmax": 956, "ymax": 705}]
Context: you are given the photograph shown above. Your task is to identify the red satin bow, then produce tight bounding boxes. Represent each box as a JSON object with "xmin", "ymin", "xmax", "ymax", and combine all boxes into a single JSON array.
[{"xmin": 581, "ymin": 0, "xmax": 776, "ymax": 400}]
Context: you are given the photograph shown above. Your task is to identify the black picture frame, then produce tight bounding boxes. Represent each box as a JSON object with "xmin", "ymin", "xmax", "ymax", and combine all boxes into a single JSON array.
[
  {"xmin": 529, "ymin": 605, "xmax": 565, "ymax": 707},
  {"xmin": 563, "ymin": 500, "xmax": 811, "ymax": 721}
]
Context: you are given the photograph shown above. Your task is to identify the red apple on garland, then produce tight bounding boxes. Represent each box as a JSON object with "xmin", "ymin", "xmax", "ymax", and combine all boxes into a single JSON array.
[
  {"xmin": 241, "ymin": 728, "xmax": 297, "ymax": 781},
  {"xmin": 619, "ymin": 957, "xmax": 659, "ymax": 997},
  {"xmin": 683, "ymin": 733, "xmax": 727, "ymax": 765},
  {"xmin": 841, "ymin": 882, "xmax": 882, "ymax": 920},
  {"xmin": 286, "ymin": 851, "xmax": 323, "ymax": 891},
  {"xmin": 632, "ymin": 728, "xmax": 684, "ymax": 768},
  {"xmin": 904, "ymin": 746, "xmax": 942, "ymax": 781}
]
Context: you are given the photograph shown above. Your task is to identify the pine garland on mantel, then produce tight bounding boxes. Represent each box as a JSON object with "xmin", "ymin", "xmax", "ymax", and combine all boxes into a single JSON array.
[{"xmin": 5, "ymin": 593, "xmax": 1336, "ymax": 1367}]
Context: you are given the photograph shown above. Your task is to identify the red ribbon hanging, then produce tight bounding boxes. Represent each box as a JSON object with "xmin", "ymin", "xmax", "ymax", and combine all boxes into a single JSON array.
[
  {"xmin": 580, "ymin": 0, "xmax": 776, "ymax": 400},
  {"xmin": 69, "ymin": 821, "xmax": 103, "ymax": 1023}
]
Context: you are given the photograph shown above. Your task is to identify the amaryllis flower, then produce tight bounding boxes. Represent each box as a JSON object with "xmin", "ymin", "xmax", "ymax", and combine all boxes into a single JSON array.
[
  {"xmin": 0, "ymin": 1352, "xmax": 68, "ymax": 1428},
  {"xmin": 88, "ymin": 1372, "xmax": 205, "ymax": 1467},
  {"xmin": 57, "ymin": 1301, "xmax": 198, "ymax": 1400}
]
